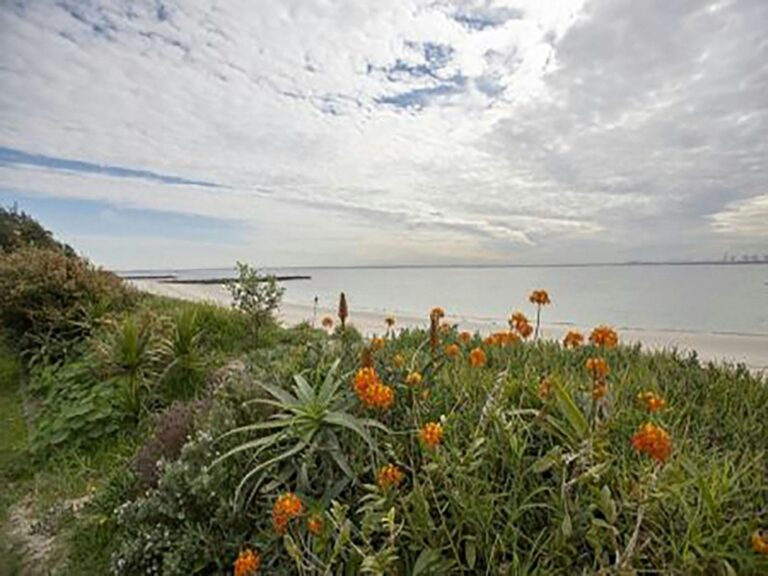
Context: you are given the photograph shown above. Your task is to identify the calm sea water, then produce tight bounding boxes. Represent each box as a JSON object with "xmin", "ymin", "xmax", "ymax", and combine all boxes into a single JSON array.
[{"xmin": 125, "ymin": 264, "xmax": 768, "ymax": 336}]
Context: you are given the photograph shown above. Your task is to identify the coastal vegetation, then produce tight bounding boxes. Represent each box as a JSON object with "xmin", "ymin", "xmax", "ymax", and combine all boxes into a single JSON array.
[{"xmin": 1, "ymin": 208, "xmax": 767, "ymax": 574}]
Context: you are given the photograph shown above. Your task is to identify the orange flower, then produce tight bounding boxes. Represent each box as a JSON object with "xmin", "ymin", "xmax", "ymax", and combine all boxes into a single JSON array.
[
  {"xmin": 444, "ymin": 343, "xmax": 460, "ymax": 358},
  {"xmin": 469, "ymin": 347, "xmax": 486, "ymax": 367},
  {"xmin": 631, "ymin": 423, "xmax": 672, "ymax": 463},
  {"xmin": 353, "ymin": 367, "xmax": 395, "ymax": 409},
  {"xmin": 385, "ymin": 316, "xmax": 396, "ymax": 328},
  {"xmin": 529, "ymin": 290, "xmax": 551, "ymax": 306},
  {"xmin": 585, "ymin": 357, "xmax": 609, "ymax": 379},
  {"xmin": 589, "ymin": 325, "xmax": 619, "ymax": 348},
  {"xmin": 538, "ymin": 376, "xmax": 551, "ymax": 400},
  {"xmin": 272, "ymin": 492, "xmax": 303, "ymax": 534},
  {"xmin": 562, "ymin": 330, "xmax": 584, "ymax": 349},
  {"xmin": 392, "ymin": 353, "xmax": 406, "ymax": 369},
  {"xmin": 751, "ymin": 530, "xmax": 768, "ymax": 557},
  {"xmin": 405, "ymin": 371, "xmax": 423, "ymax": 386},
  {"xmin": 592, "ymin": 380, "xmax": 608, "ymax": 400},
  {"xmin": 371, "ymin": 336, "xmax": 385, "ymax": 351},
  {"xmin": 307, "ymin": 514, "xmax": 324, "ymax": 536},
  {"xmin": 498, "ymin": 331, "xmax": 520, "ymax": 346},
  {"xmin": 420, "ymin": 422, "xmax": 444, "ymax": 448},
  {"xmin": 509, "ymin": 311, "xmax": 528, "ymax": 328},
  {"xmin": 234, "ymin": 548, "xmax": 261, "ymax": 576},
  {"xmin": 321, "ymin": 316, "xmax": 334, "ymax": 330},
  {"xmin": 517, "ymin": 321, "xmax": 533, "ymax": 339},
  {"xmin": 637, "ymin": 391, "xmax": 666, "ymax": 412},
  {"xmin": 377, "ymin": 464, "xmax": 405, "ymax": 490},
  {"xmin": 483, "ymin": 334, "xmax": 497, "ymax": 346},
  {"xmin": 430, "ymin": 307, "xmax": 445, "ymax": 321},
  {"xmin": 458, "ymin": 331, "xmax": 472, "ymax": 343}
]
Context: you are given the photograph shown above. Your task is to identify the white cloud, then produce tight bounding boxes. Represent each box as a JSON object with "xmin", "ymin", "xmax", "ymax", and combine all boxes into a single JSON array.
[
  {"xmin": 711, "ymin": 194, "xmax": 768, "ymax": 237},
  {"xmin": 1, "ymin": 0, "xmax": 766, "ymax": 266}
]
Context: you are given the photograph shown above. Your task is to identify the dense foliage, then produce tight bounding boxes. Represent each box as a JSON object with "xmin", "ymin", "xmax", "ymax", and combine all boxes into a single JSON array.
[
  {"xmin": 0, "ymin": 204, "xmax": 74, "ymax": 255},
  {"xmin": 95, "ymin": 314, "xmax": 767, "ymax": 575}
]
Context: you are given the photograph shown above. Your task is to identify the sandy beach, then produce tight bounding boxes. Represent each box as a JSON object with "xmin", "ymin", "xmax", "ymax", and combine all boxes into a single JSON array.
[{"xmin": 131, "ymin": 279, "xmax": 768, "ymax": 373}]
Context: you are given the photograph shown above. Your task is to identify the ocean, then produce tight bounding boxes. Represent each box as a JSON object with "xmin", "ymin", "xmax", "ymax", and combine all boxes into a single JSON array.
[{"xmin": 121, "ymin": 264, "xmax": 768, "ymax": 337}]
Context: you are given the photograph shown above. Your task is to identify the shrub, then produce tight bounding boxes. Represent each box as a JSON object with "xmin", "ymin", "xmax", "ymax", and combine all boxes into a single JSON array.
[
  {"xmin": 133, "ymin": 400, "xmax": 206, "ymax": 492},
  {"xmin": 228, "ymin": 262, "xmax": 285, "ymax": 336},
  {"xmin": 0, "ymin": 247, "xmax": 135, "ymax": 357},
  {"xmin": 27, "ymin": 358, "xmax": 125, "ymax": 455},
  {"xmin": 159, "ymin": 309, "xmax": 205, "ymax": 400},
  {"xmin": 93, "ymin": 314, "xmax": 163, "ymax": 418},
  {"xmin": 0, "ymin": 204, "xmax": 74, "ymax": 255}
]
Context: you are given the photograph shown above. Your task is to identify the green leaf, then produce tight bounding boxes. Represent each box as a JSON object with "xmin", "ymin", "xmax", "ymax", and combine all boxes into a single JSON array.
[
  {"xmin": 413, "ymin": 548, "xmax": 443, "ymax": 576},
  {"xmin": 551, "ymin": 378, "xmax": 588, "ymax": 441},
  {"xmin": 323, "ymin": 411, "xmax": 378, "ymax": 453},
  {"xmin": 465, "ymin": 539, "xmax": 477, "ymax": 570},
  {"xmin": 318, "ymin": 359, "xmax": 342, "ymax": 404},
  {"xmin": 292, "ymin": 373, "xmax": 316, "ymax": 405},
  {"xmin": 561, "ymin": 511, "xmax": 572, "ymax": 539}
]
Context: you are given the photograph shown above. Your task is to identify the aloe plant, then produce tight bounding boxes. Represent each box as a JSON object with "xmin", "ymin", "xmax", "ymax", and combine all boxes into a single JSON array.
[{"xmin": 214, "ymin": 360, "xmax": 388, "ymax": 507}]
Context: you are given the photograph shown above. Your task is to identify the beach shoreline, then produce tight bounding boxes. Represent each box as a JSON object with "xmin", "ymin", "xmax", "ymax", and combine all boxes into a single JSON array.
[{"xmin": 130, "ymin": 279, "xmax": 768, "ymax": 373}]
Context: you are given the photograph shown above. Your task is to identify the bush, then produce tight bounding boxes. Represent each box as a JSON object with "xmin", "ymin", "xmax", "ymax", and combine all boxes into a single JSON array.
[
  {"xmin": 228, "ymin": 262, "xmax": 285, "ymax": 336},
  {"xmin": 0, "ymin": 247, "xmax": 135, "ymax": 357},
  {"xmin": 0, "ymin": 204, "xmax": 74, "ymax": 255},
  {"xmin": 27, "ymin": 357, "xmax": 125, "ymax": 455}
]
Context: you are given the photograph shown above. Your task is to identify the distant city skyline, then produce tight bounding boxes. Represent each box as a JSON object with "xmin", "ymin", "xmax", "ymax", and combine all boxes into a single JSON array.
[{"xmin": 1, "ymin": 1, "xmax": 767, "ymax": 269}]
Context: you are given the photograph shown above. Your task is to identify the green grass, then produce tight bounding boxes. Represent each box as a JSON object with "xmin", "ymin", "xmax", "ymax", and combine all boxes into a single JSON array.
[{"xmin": 0, "ymin": 334, "xmax": 27, "ymax": 575}]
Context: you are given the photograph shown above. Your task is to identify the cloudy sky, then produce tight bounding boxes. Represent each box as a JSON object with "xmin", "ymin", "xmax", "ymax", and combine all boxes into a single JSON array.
[{"xmin": 1, "ymin": 0, "xmax": 766, "ymax": 269}]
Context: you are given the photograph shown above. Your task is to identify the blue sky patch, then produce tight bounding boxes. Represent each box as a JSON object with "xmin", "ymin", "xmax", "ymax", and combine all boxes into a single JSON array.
[{"xmin": 0, "ymin": 147, "xmax": 220, "ymax": 188}]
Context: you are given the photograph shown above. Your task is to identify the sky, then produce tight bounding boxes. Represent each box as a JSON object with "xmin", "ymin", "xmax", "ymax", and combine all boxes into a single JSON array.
[{"xmin": 1, "ymin": 0, "xmax": 766, "ymax": 269}]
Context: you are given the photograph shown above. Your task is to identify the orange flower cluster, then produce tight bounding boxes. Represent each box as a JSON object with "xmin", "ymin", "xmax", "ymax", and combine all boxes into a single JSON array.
[
  {"xmin": 405, "ymin": 371, "xmax": 423, "ymax": 386},
  {"xmin": 469, "ymin": 347, "xmax": 487, "ymax": 367},
  {"xmin": 592, "ymin": 380, "xmax": 608, "ymax": 400},
  {"xmin": 420, "ymin": 422, "xmax": 444, "ymax": 448},
  {"xmin": 484, "ymin": 331, "xmax": 519, "ymax": 347},
  {"xmin": 509, "ymin": 312, "xmax": 533, "ymax": 339},
  {"xmin": 529, "ymin": 290, "xmax": 551, "ymax": 306},
  {"xmin": 637, "ymin": 391, "xmax": 666, "ymax": 412},
  {"xmin": 631, "ymin": 423, "xmax": 672, "ymax": 463},
  {"xmin": 234, "ymin": 549, "xmax": 261, "ymax": 576},
  {"xmin": 430, "ymin": 307, "xmax": 445, "ymax": 321},
  {"xmin": 589, "ymin": 325, "xmax": 619, "ymax": 348},
  {"xmin": 444, "ymin": 343, "xmax": 460, "ymax": 358},
  {"xmin": 377, "ymin": 464, "xmax": 405, "ymax": 489},
  {"xmin": 385, "ymin": 316, "xmax": 396, "ymax": 328},
  {"xmin": 585, "ymin": 357, "xmax": 609, "ymax": 379},
  {"xmin": 321, "ymin": 316, "xmax": 334, "ymax": 330},
  {"xmin": 392, "ymin": 353, "xmax": 406, "ymax": 369},
  {"xmin": 272, "ymin": 493, "xmax": 303, "ymax": 534},
  {"xmin": 307, "ymin": 514, "xmax": 324, "ymax": 536},
  {"xmin": 458, "ymin": 331, "xmax": 472, "ymax": 343},
  {"xmin": 563, "ymin": 330, "xmax": 584, "ymax": 349},
  {"xmin": 353, "ymin": 368, "xmax": 395, "ymax": 410},
  {"xmin": 752, "ymin": 530, "xmax": 768, "ymax": 557},
  {"xmin": 371, "ymin": 337, "xmax": 385, "ymax": 351}
]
